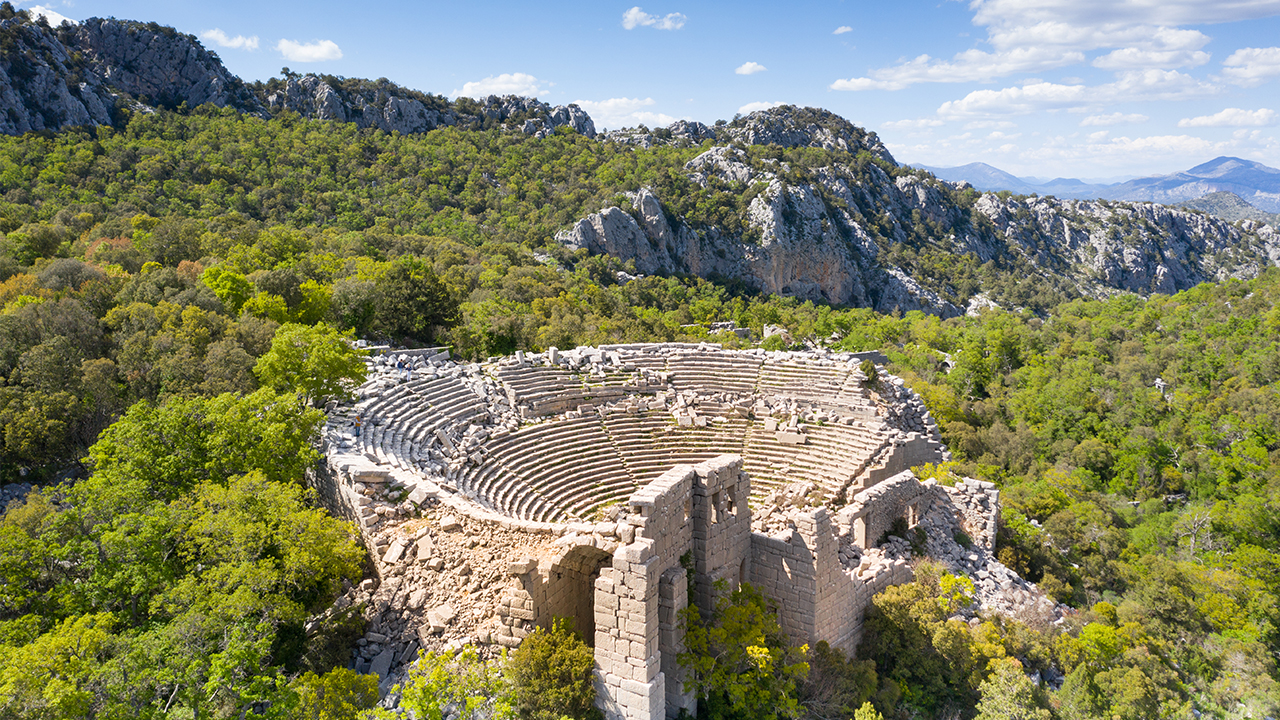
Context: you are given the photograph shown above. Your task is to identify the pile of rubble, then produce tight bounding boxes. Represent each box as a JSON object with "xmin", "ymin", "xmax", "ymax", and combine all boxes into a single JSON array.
[
  {"xmin": 0, "ymin": 481, "xmax": 34, "ymax": 510},
  {"xmin": 310, "ymin": 343, "xmax": 1056, "ymax": 699}
]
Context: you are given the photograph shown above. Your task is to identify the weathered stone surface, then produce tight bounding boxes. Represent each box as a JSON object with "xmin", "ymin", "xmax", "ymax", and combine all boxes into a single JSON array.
[
  {"xmin": 266, "ymin": 79, "xmax": 595, "ymax": 138},
  {"xmin": 312, "ymin": 342, "xmax": 1056, "ymax": 716},
  {"xmin": 415, "ymin": 535, "xmax": 434, "ymax": 561},
  {"xmin": 0, "ymin": 14, "xmax": 258, "ymax": 135},
  {"xmin": 369, "ymin": 647, "xmax": 395, "ymax": 679}
]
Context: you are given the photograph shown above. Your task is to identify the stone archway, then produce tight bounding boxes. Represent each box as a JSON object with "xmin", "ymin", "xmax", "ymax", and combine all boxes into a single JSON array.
[{"xmin": 540, "ymin": 544, "xmax": 613, "ymax": 645}]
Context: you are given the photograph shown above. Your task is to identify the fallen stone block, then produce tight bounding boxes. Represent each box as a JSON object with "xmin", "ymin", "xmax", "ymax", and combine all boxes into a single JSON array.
[
  {"xmin": 369, "ymin": 647, "xmax": 395, "ymax": 680},
  {"xmin": 428, "ymin": 604, "xmax": 456, "ymax": 631},
  {"xmin": 416, "ymin": 536, "xmax": 434, "ymax": 561},
  {"xmin": 382, "ymin": 540, "xmax": 406, "ymax": 564},
  {"xmin": 507, "ymin": 557, "xmax": 537, "ymax": 576}
]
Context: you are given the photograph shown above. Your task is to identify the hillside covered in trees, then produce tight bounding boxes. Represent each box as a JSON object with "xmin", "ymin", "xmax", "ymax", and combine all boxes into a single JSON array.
[{"xmin": 0, "ymin": 74, "xmax": 1277, "ymax": 719}]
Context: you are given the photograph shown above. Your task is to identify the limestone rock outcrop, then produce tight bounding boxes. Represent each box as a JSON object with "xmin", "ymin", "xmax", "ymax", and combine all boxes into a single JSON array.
[
  {"xmin": 73, "ymin": 18, "xmax": 259, "ymax": 111},
  {"xmin": 265, "ymin": 77, "xmax": 596, "ymax": 137},
  {"xmin": 557, "ymin": 108, "xmax": 1280, "ymax": 316},
  {"xmin": 0, "ymin": 12, "xmax": 259, "ymax": 135},
  {"xmin": 724, "ymin": 105, "xmax": 896, "ymax": 162}
]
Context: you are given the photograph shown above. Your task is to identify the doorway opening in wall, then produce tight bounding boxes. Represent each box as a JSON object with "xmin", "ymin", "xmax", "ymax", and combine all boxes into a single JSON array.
[{"xmin": 545, "ymin": 544, "xmax": 614, "ymax": 647}]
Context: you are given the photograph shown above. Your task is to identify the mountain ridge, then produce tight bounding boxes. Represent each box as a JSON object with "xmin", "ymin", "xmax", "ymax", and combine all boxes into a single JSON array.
[
  {"xmin": 0, "ymin": 6, "xmax": 1276, "ymax": 318},
  {"xmin": 918, "ymin": 156, "xmax": 1280, "ymax": 214}
]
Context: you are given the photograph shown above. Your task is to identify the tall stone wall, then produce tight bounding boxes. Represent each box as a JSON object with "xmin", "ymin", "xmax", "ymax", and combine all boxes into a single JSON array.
[
  {"xmin": 751, "ymin": 504, "xmax": 913, "ymax": 654},
  {"xmin": 592, "ymin": 456, "xmax": 752, "ymax": 720}
]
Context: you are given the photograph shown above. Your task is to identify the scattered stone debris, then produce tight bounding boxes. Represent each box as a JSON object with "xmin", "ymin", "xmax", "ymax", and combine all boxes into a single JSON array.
[{"xmin": 309, "ymin": 342, "xmax": 1061, "ymax": 714}]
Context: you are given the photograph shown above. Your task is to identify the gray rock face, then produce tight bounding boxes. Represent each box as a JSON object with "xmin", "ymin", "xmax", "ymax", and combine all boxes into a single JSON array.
[
  {"xmin": 604, "ymin": 119, "xmax": 715, "ymax": 148},
  {"xmin": 725, "ymin": 105, "xmax": 895, "ymax": 163},
  {"xmin": 668, "ymin": 119, "xmax": 715, "ymax": 142},
  {"xmin": 557, "ymin": 132, "xmax": 1280, "ymax": 316},
  {"xmin": 0, "ymin": 17, "xmax": 115, "ymax": 134},
  {"xmin": 74, "ymin": 19, "xmax": 259, "ymax": 111},
  {"xmin": 972, "ymin": 193, "xmax": 1280, "ymax": 296},
  {"xmin": 266, "ymin": 79, "xmax": 596, "ymax": 138},
  {"xmin": 0, "ymin": 13, "xmax": 259, "ymax": 135},
  {"xmin": 266, "ymin": 76, "xmax": 459, "ymax": 133}
]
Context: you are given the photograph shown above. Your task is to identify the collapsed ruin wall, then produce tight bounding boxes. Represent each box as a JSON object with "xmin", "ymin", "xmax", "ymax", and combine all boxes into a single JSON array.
[
  {"xmin": 486, "ymin": 455, "xmax": 1005, "ymax": 720},
  {"xmin": 309, "ymin": 342, "xmax": 1054, "ymax": 716}
]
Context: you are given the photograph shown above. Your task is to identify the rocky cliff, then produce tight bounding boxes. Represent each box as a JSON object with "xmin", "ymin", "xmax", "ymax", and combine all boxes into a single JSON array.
[
  {"xmin": 0, "ymin": 6, "xmax": 1273, "ymax": 315},
  {"xmin": 262, "ymin": 74, "xmax": 595, "ymax": 137},
  {"xmin": 558, "ymin": 107, "xmax": 1280, "ymax": 315},
  {"xmin": 0, "ymin": 9, "xmax": 596, "ymax": 140},
  {"xmin": 0, "ymin": 9, "xmax": 259, "ymax": 134}
]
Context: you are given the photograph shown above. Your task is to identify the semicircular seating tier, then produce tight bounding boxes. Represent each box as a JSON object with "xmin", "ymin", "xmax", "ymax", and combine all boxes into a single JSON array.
[{"xmin": 325, "ymin": 343, "xmax": 945, "ymax": 524}]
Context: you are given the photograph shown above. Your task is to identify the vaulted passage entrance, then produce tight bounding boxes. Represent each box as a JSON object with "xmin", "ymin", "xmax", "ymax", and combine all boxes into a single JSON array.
[{"xmin": 540, "ymin": 544, "xmax": 613, "ymax": 645}]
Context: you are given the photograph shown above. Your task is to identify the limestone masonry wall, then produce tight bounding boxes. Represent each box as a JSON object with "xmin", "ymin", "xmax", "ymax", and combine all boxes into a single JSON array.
[{"xmin": 315, "ymin": 342, "xmax": 1057, "ymax": 718}]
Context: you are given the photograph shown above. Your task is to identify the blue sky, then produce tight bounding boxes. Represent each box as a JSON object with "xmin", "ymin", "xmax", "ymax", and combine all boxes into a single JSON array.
[{"xmin": 23, "ymin": 0, "xmax": 1280, "ymax": 179}]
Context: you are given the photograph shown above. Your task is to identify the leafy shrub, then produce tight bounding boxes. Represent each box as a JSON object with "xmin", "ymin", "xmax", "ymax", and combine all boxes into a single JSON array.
[
  {"xmin": 679, "ymin": 582, "xmax": 809, "ymax": 720},
  {"xmin": 507, "ymin": 618, "xmax": 601, "ymax": 720},
  {"xmin": 382, "ymin": 646, "xmax": 514, "ymax": 720}
]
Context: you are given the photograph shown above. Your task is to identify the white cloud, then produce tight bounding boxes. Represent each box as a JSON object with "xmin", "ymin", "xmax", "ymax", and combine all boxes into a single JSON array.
[
  {"xmin": 1080, "ymin": 112, "xmax": 1149, "ymax": 126},
  {"xmin": 455, "ymin": 73, "xmax": 549, "ymax": 99},
  {"xmin": 1178, "ymin": 107, "xmax": 1277, "ymax": 127},
  {"xmin": 987, "ymin": 23, "xmax": 1210, "ymax": 55},
  {"xmin": 833, "ymin": 26, "xmax": 852, "ymax": 35},
  {"xmin": 738, "ymin": 101, "xmax": 786, "ymax": 114},
  {"xmin": 882, "ymin": 118, "xmax": 945, "ymax": 129},
  {"xmin": 831, "ymin": 1, "xmax": 1276, "ymax": 90},
  {"xmin": 1222, "ymin": 47, "xmax": 1280, "ymax": 86},
  {"xmin": 972, "ymin": 0, "xmax": 1280, "ymax": 30},
  {"xmin": 1092, "ymin": 47, "xmax": 1209, "ymax": 70},
  {"xmin": 631, "ymin": 111, "xmax": 681, "ymax": 127},
  {"xmin": 621, "ymin": 7, "xmax": 686, "ymax": 30},
  {"xmin": 831, "ymin": 46, "xmax": 1085, "ymax": 90},
  {"xmin": 735, "ymin": 62, "xmax": 767, "ymax": 75},
  {"xmin": 939, "ymin": 70, "xmax": 1217, "ymax": 117},
  {"xmin": 202, "ymin": 29, "xmax": 259, "ymax": 51},
  {"xmin": 964, "ymin": 120, "xmax": 1016, "ymax": 130},
  {"xmin": 572, "ymin": 98, "xmax": 679, "ymax": 129},
  {"xmin": 27, "ymin": 5, "xmax": 74, "ymax": 25},
  {"xmin": 276, "ymin": 39, "xmax": 342, "ymax": 62}
]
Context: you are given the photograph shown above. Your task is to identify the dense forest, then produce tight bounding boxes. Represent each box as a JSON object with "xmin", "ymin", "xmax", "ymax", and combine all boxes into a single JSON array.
[{"xmin": 0, "ymin": 107, "xmax": 1277, "ymax": 719}]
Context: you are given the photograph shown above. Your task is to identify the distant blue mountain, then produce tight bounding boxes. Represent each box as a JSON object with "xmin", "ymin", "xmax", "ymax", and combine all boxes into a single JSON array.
[
  {"xmin": 912, "ymin": 156, "xmax": 1280, "ymax": 212},
  {"xmin": 1104, "ymin": 157, "xmax": 1280, "ymax": 212},
  {"xmin": 913, "ymin": 162, "xmax": 1043, "ymax": 195}
]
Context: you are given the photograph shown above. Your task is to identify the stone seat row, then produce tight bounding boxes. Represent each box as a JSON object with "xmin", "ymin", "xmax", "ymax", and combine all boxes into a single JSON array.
[
  {"xmin": 664, "ymin": 356, "xmax": 764, "ymax": 395},
  {"xmin": 364, "ymin": 377, "xmax": 491, "ymax": 471},
  {"xmin": 455, "ymin": 417, "xmax": 636, "ymax": 522},
  {"xmin": 757, "ymin": 362, "xmax": 850, "ymax": 401},
  {"xmin": 739, "ymin": 421, "xmax": 888, "ymax": 498},
  {"xmin": 492, "ymin": 365, "xmax": 574, "ymax": 403}
]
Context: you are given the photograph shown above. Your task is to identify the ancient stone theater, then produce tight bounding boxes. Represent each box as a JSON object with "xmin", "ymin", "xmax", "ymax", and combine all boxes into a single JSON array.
[{"xmin": 313, "ymin": 343, "xmax": 1051, "ymax": 720}]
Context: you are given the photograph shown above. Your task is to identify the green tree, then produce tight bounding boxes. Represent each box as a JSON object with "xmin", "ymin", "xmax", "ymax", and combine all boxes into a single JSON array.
[
  {"xmin": 292, "ymin": 667, "xmax": 379, "ymax": 720},
  {"xmin": 679, "ymin": 583, "xmax": 810, "ymax": 720},
  {"xmin": 374, "ymin": 259, "xmax": 461, "ymax": 344},
  {"xmin": 254, "ymin": 323, "xmax": 367, "ymax": 404},
  {"xmin": 507, "ymin": 618, "xmax": 600, "ymax": 720},
  {"xmin": 797, "ymin": 640, "xmax": 878, "ymax": 720},
  {"xmin": 974, "ymin": 659, "xmax": 1051, "ymax": 720},
  {"xmin": 852, "ymin": 702, "xmax": 883, "ymax": 720},
  {"xmin": 0, "ymin": 613, "xmax": 116, "ymax": 720},
  {"xmin": 373, "ymin": 646, "xmax": 513, "ymax": 720},
  {"xmin": 202, "ymin": 266, "xmax": 254, "ymax": 315}
]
